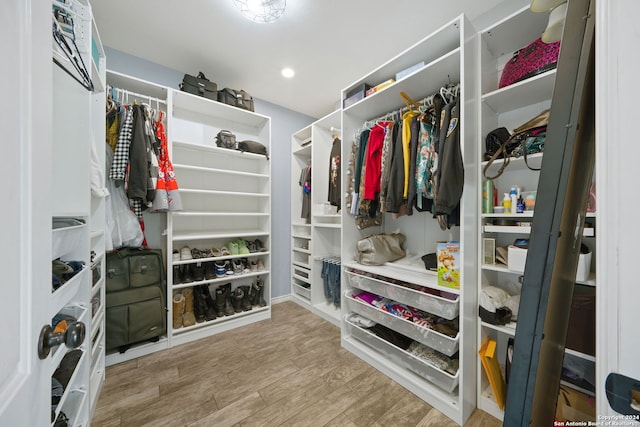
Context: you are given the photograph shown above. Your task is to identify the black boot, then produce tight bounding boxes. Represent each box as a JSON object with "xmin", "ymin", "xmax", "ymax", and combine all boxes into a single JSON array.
[
  {"xmin": 240, "ymin": 285, "xmax": 252, "ymax": 311},
  {"xmin": 256, "ymin": 276, "xmax": 267, "ymax": 307},
  {"xmin": 232, "ymin": 287, "xmax": 244, "ymax": 313},
  {"xmin": 193, "ymin": 285, "xmax": 207, "ymax": 323},
  {"xmin": 172, "ymin": 265, "xmax": 182, "ymax": 285},
  {"xmin": 200, "ymin": 285, "xmax": 216, "ymax": 321},
  {"xmin": 181, "ymin": 264, "xmax": 194, "ymax": 283},
  {"xmin": 192, "ymin": 262, "xmax": 205, "ymax": 282},
  {"xmin": 204, "ymin": 261, "xmax": 216, "ymax": 280}
]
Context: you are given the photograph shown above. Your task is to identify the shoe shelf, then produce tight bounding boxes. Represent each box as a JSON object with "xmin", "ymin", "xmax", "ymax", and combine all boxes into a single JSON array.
[
  {"xmin": 172, "ymin": 270, "xmax": 269, "ymax": 291},
  {"xmin": 51, "ymin": 349, "xmax": 88, "ymax": 426},
  {"xmin": 292, "ymin": 282, "xmax": 311, "ymax": 300},
  {"xmin": 167, "ymin": 84, "xmax": 271, "ymax": 349},
  {"xmin": 51, "ymin": 267, "xmax": 90, "ymax": 320}
]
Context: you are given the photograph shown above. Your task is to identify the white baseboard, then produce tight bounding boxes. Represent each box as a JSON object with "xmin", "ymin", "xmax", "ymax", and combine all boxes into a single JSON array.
[{"xmin": 271, "ymin": 294, "xmax": 292, "ymax": 305}]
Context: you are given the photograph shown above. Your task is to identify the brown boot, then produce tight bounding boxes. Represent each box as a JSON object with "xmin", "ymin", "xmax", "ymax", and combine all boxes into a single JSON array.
[
  {"xmin": 182, "ymin": 288, "xmax": 197, "ymax": 327},
  {"xmin": 172, "ymin": 292, "xmax": 185, "ymax": 329}
]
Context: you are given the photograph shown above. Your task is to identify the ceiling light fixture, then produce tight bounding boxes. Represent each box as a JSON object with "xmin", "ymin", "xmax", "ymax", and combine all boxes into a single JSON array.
[
  {"xmin": 281, "ymin": 67, "xmax": 295, "ymax": 78},
  {"xmin": 232, "ymin": 0, "xmax": 286, "ymax": 24}
]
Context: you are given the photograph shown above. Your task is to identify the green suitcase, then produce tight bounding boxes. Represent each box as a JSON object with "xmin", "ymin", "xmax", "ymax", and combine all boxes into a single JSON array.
[{"xmin": 105, "ymin": 247, "xmax": 166, "ymax": 352}]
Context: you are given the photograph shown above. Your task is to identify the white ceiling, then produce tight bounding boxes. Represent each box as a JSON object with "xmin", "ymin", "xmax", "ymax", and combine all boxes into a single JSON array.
[{"xmin": 92, "ymin": 0, "xmax": 505, "ymax": 118}]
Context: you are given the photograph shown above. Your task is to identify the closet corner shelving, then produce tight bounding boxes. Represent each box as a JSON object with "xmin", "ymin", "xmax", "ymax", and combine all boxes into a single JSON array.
[
  {"xmin": 476, "ymin": 6, "xmax": 597, "ymax": 421},
  {"xmin": 290, "ymin": 110, "xmax": 342, "ymax": 326},
  {"xmin": 103, "ymin": 71, "xmax": 272, "ymax": 357},
  {"xmin": 50, "ymin": 0, "xmax": 106, "ymax": 424},
  {"xmin": 339, "ymin": 14, "xmax": 478, "ymax": 425}
]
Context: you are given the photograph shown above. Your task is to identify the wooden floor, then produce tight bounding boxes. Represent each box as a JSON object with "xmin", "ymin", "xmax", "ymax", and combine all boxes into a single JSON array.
[{"xmin": 92, "ymin": 301, "xmax": 500, "ymax": 427}]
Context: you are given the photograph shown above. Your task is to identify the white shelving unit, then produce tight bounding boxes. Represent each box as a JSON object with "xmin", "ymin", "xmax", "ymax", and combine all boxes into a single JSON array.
[
  {"xmin": 103, "ymin": 71, "xmax": 272, "ymax": 358},
  {"xmin": 476, "ymin": 6, "xmax": 597, "ymax": 421},
  {"xmin": 290, "ymin": 110, "xmax": 342, "ymax": 326},
  {"xmin": 340, "ymin": 15, "xmax": 478, "ymax": 425},
  {"xmin": 50, "ymin": 0, "xmax": 106, "ymax": 424},
  {"xmin": 168, "ymin": 89, "xmax": 272, "ymax": 347}
]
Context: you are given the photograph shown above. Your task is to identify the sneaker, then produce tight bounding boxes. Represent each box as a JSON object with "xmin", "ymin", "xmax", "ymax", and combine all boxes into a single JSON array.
[
  {"xmin": 249, "ymin": 260, "xmax": 258, "ymax": 272},
  {"xmin": 246, "ymin": 240, "xmax": 257, "ymax": 253},
  {"xmin": 227, "ymin": 240, "xmax": 239, "ymax": 255},
  {"xmin": 241, "ymin": 258, "xmax": 251, "ymax": 274},
  {"xmin": 236, "ymin": 239, "xmax": 250, "ymax": 255},
  {"xmin": 257, "ymin": 259, "xmax": 266, "ymax": 271},
  {"xmin": 172, "ymin": 250, "xmax": 180, "ymax": 262},
  {"xmin": 254, "ymin": 239, "xmax": 266, "ymax": 252},
  {"xmin": 215, "ymin": 261, "xmax": 226, "ymax": 278},
  {"xmin": 225, "ymin": 261, "xmax": 234, "ymax": 275},
  {"xmin": 180, "ymin": 246, "xmax": 193, "ymax": 261},
  {"xmin": 232, "ymin": 259, "xmax": 243, "ymax": 275}
]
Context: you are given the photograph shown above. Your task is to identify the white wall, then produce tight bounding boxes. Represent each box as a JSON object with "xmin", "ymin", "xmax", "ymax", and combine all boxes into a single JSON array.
[{"xmin": 104, "ymin": 47, "xmax": 316, "ymax": 298}]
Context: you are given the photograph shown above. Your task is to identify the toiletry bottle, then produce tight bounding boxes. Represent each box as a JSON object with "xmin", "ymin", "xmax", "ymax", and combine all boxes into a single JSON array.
[
  {"xmin": 503, "ymin": 193, "xmax": 511, "ymax": 210},
  {"xmin": 517, "ymin": 195, "xmax": 525, "ymax": 213},
  {"xmin": 482, "ymin": 179, "xmax": 494, "ymax": 213},
  {"xmin": 510, "ymin": 187, "xmax": 517, "ymax": 214}
]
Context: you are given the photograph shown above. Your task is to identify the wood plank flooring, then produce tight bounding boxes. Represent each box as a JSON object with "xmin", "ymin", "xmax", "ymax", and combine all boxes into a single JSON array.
[{"xmin": 92, "ymin": 301, "xmax": 501, "ymax": 427}]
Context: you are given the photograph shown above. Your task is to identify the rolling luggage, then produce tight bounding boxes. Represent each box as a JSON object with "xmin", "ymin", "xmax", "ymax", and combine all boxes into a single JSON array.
[{"xmin": 105, "ymin": 247, "xmax": 167, "ymax": 352}]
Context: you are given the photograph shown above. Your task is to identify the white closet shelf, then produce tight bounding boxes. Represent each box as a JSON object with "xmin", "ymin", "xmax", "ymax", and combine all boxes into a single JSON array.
[
  {"xmin": 172, "ymin": 91, "xmax": 269, "ymax": 128},
  {"xmin": 293, "ymin": 274, "xmax": 311, "ymax": 285},
  {"xmin": 481, "ymin": 320, "xmax": 517, "ymax": 336},
  {"xmin": 91, "ymin": 309, "xmax": 104, "ymax": 339},
  {"xmin": 51, "ymin": 351, "xmax": 88, "ymax": 423},
  {"xmin": 313, "ymin": 223, "xmax": 342, "ymax": 229},
  {"xmin": 292, "ymin": 248, "xmax": 311, "ymax": 254},
  {"xmin": 560, "ymin": 380, "xmax": 595, "ymax": 398},
  {"xmin": 481, "ymin": 70, "xmax": 556, "ymax": 113},
  {"xmin": 91, "ymin": 329, "xmax": 105, "ymax": 364},
  {"xmin": 480, "ymin": 5, "xmax": 549, "ymax": 58},
  {"xmin": 292, "ymin": 283, "xmax": 311, "ymax": 300},
  {"xmin": 172, "ymin": 212, "xmax": 269, "ymax": 217},
  {"xmin": 172, "ymin": 230, "xmax": 269, "ymax": 242},
  {"xmin": 293, "ymin": 145, "xmax": 312, "ymax": 156},
  {"xmin": 173, "ymin": 163, "xmax": 269, "ymax": 179},
  {"xmin": 171, "ymin": 305, "xmax": 270, "ymax": 335},
  {"xmin": 480, "ymin": 153, "xmax": 543, "ymax": 171},
  {"xmin": 292, "ymin": 261, "xmax": 311, "ymax": 269},
  {"xmin": 343, "ymin": 260, "xmax": 456, "ymax": 295},
  {"xmin": 91, "ymin": 276, "xmax": 104, "ymax": 297},
  {"xmin": 172, "ymin": 252, "xmax": 270, "ymax": 265},
  {"xmin": 173, "ymin": 140, "xmax": 268, "ymax": 160},
  {"xmin": 180, "ymin": 188, "xmax": 269, "ymax": 198},
  {"xmin": 344, "ymin": 48, "xmax": 461, "ymax": 120},
  {"xmin": 51, "ymin": 267, "xmax": 89, "ymax": 318},
  {"xmin": 107, "ymin": 70, "xmax": 169, "ymax": 100},
  {"xmin": 483, "ymin": 224, "xmax": 595, "ymax": 237},
  {"xmin": 172, "ymin": 270, "xmax": 269, "ymax": 290},
  {"xmin": 292, "ymin": 234, "xmax": 311, "ymax": 239},
  {"xmin": 482, "ymin": 212, "xmax": 534, "ymax": 218}
]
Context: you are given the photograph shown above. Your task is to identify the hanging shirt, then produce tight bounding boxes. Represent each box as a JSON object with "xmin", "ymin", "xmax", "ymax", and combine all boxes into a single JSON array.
[
  {"xmin": 363, "ymin": 122, "xmax": 391, "ymax": 200},
  {"xmin": 327, "ymin": 137, "xmax": 341, "ymax": 208},
  {"xmin": 299, "ymin": 165, "xmax": 311, "ymax": 222},
  {"xmin": 402, "ymin": 111, "xmax": 420, "ymax": 198}
]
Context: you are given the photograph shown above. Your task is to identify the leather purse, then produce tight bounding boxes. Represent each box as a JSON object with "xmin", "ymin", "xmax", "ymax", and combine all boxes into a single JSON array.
[
  {"xmin": 218, "ymin": 88, "xmax": 255, "ymax": 112},
  {"xmin": 355, "ymin": 233, "xmax": 406, "ymax": 266},
  {"xmin": 237, "ymin": 140, "xmax": 269, "ymax": 159},
  {"xmin": 180, "ymin": 72, "xmax": 217, "ymax": 100},
  {"xmin": 215, "ymin": 130, "xmax": 237, "ymax": 149},
  {"xmin": 499, "ymin": 38, "xmax": 560, "ymax": 89}
]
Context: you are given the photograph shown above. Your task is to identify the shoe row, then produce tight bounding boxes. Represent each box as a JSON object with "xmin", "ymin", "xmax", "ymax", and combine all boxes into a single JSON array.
[
  {"xmin": 52, "ymin": 259, "xmax": 84, "ymax": 291},
  {"xmin": 172, "ymin": 278, "xmax": 267, "ymax": 328},
  {"xmin": 173, "ymin": 257, "xmax": 266, "ymax": 284},
  {"xmin": 176, "ymin": 239, "xmax": 267, "ymax": 262}
]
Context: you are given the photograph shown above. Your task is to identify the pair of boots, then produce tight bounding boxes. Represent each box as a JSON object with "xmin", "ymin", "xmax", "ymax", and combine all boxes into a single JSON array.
[{"xmin": 172, "ymin": 288, "xmax": 196, "ymax": 329}]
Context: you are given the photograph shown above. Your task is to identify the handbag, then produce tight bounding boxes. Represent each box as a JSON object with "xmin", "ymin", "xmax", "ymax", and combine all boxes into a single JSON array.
[
  {"xmin": 218, "ymin": 88, "xmax": 255, "ymax": 112},
  {"xmin": 215, "ymin": 130, "xmax": 237, "ymax": 149},
  {"xmin": 237, "ymin": 140, "xmax": 269, "ymax": 159},
  {"xmin": 499, "ymin": 38, "xmax": 560, "ymax": 89},
  {"xmin": 355, "ymin": 233, "xmax": 406, "ymax": 266},
  {"xmin": 179, "ymin": 72, "xmax": 218, "ymax": 100},
  {"xmin": 483, "ymin": 110, "xmax": 550, "ymax": 179}
]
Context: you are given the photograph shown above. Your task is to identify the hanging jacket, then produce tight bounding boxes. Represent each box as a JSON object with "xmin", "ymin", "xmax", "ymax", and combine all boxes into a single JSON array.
[
  {"xmin": 363, "ymin": 122, "xmax": 390, "ymax": 200},
  {"xmin": 385, "ymin": 121, "xmax": 405, "ymax": 214},
  {"xmin": 435, "ymin": 98, "xmax": 463, "ymax": 216}
]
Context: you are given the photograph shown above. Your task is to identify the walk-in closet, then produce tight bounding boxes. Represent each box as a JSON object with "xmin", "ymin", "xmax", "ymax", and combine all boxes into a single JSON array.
[{"xmin": 3, "ymin": 0, "xmax": 638, "ymax": 426}]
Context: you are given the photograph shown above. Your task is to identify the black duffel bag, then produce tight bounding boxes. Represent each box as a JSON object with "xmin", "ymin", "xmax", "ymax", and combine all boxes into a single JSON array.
[
  {"xmin": 180, "ymin": 72, "xmax": 217, "ymax": 100},
  {"xmin": 218, "ymin": 88, "xmax": 255, "ymax": 112}
]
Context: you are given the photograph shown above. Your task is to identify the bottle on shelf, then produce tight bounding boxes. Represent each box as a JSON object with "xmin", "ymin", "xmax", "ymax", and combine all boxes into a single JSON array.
[
  {"xmin": 483, "ymin": 179, "xmax": 494, "ymax": 214},
  {"xmin": 510, "ymin": 188, "xmax": 517, "ymax": 214},
  {"xmin": 503, "ymin": 192, "xmax": 512, "ymax": 211}
]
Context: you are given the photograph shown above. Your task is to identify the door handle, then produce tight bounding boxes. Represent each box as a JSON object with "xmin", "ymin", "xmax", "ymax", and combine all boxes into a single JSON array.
[{"xmin": 38, "ymin": 321, "xmax": 85, "ymax": 359}]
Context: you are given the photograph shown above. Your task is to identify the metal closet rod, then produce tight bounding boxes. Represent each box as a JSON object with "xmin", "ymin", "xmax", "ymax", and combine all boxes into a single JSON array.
[{"xmin": 108, "ymin": 85, "xmax": 167, "ymax": 105}]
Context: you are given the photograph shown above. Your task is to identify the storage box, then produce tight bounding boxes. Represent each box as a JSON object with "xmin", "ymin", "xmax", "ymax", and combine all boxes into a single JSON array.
[
  {"xmin": 555, "ymin": 386, "xmax": 596, "ymax": 422},
  {"xmin": 395, "ymin": 61, "xmax": 425, "ymax": 81},
  {"xmin": 343, "ymin": 83, "xmax": 372, "ymax": 108},
  {"xmin": 437, "ymin": 242, "xmax": 460, "ymax": 289},
  {"xmin": 365, "ymin": 78, "xmax": 395, "ymax": 96},
  {"xmin": 507, "ymin": 245, "xmax": 527, "ymax": 273}
]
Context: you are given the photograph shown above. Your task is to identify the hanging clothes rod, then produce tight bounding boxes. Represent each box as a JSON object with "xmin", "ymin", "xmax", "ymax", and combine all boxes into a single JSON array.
[
  {"xmin": 360, "ymin": 82, "xmax": 460, "ymax": 131},
  {"xmin": 108, "ymin": 85, "xmax": 167, "ymax": 105}
]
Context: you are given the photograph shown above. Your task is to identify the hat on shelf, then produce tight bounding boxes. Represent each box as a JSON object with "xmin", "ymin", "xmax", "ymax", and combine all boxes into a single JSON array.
[
  {"xmin": 479, "ymin": 286, "xmax": 513, "ymax": 325},
  {"xmin": 530, "ymin": 0, "xmax": 568, "ymax": 44}
]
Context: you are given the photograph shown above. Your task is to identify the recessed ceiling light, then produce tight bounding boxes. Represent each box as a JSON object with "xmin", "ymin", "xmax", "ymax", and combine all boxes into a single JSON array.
[{"xmin": 281, "ymin": 67, "xmax": 295, "ymax": 78}]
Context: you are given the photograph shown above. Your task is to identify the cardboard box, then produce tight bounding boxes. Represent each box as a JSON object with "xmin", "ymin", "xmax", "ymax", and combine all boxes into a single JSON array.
[
  {"xmin": 437, "ymin": 241, "xmax": 460, "ymax": 289},
  {"xmin": 507, "ymin": 245, "xmax": 527, "ymax": 273},
  {"xmin": 343, "ymin": 83, "xmax": 372, "ymax": 108},
  {"xmin": 555, "ymin": 386, "xmax": 596, "ymax": 422},
  {"xmin": 365, "ymin": 78, "xmax": 395, "ymax": 96}
]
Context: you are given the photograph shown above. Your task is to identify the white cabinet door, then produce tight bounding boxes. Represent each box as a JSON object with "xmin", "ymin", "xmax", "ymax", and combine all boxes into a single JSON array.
[{"xmin": 0, "ymin": 1, "xmax": 52, "ymax": 425}]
